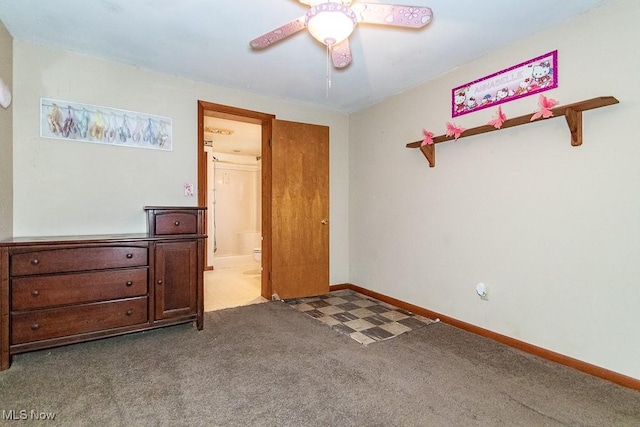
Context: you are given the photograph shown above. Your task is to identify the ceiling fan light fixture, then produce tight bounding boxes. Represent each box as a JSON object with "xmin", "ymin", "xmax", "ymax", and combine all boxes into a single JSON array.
[{"xmin": 305, "ymin": 3, "xmax": 357, "ymax": 46}]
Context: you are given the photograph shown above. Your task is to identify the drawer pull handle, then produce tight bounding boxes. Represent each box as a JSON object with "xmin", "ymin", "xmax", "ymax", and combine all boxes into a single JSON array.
[
  {"xmin": 174, "ymin": 221, "xmax": 180, "ymax": 226},
  {"xmin": 126, "ymin": 281, "xmax": 133, "ymax": 287},
  {"xmin": 30, "ymin": 259, "xmax": 39, "ymax": 265},
  {"xmin": 157, "ymin": 279, "xmax": 163, "ymax": 285},
  {"xmin": 31, "ymin": 290, "xmax": 40, "ymax": 297},
  {"xmin": 126, "ymin": 253, "xmax": 133, "ymax": 259},
  {"xmin": 126, "ymin": 309, "xmax": 133, "ymax": 316},
  {"xmin": 31, "ymin": 323, "xmax": 39, "ymax": 331}
]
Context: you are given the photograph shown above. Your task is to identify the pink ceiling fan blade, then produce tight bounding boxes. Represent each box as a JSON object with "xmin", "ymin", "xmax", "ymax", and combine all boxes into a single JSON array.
[
  {"xmin": 249, "ymin": 16, "xmax": 307, "ymax": 49},
  {"xmin": 353, "ymin": 3, "xmax": 433, "ymax": 28},
  {"xmin": 331, "ymin": 38, "xmax": 352, "ymax": 68},
  {"xmin": 298, "ymin": 0, "xmax": 353, "ymax": 4},
  {"xmin": 250, "ymin": 1, "xmax": 432, "ymax": 69}
]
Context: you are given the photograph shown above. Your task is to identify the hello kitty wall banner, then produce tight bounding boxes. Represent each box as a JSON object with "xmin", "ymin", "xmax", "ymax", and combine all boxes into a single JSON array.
[{"xmin": 452, "ymin": 50, "xmax": 557, "ymax": 118}]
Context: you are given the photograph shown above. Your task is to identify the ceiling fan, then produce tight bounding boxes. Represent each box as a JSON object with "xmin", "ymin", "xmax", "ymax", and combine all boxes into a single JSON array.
[{"xmin": 250, "ymin": 0, "xmax": 433, "ymax": 69}]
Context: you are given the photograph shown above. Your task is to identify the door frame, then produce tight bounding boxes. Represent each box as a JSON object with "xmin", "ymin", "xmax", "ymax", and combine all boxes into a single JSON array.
[{"xmin": 197, "ymin": 101, "xmax": 275, "ymax": 300}]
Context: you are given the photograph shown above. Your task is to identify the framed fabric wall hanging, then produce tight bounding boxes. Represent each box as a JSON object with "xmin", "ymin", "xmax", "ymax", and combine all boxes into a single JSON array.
[{"xmin": 40, "ymin": 98, "xmax": 173, "ymax": 151}]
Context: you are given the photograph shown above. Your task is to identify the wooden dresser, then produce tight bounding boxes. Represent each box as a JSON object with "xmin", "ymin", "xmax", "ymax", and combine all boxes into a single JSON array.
[{"xmin": 0, "ymin": 206, "xmax": 206, "ymax": 370}]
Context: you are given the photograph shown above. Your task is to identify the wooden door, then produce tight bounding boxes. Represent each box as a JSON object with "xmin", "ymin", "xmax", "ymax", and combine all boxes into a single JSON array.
[
  {"xmin": 270, "ymin": 119, "xmax": 330, "ymax": 300},
  {"xmin": 154, "ymin": 240, "xmax": 198, "ymax": 320}
]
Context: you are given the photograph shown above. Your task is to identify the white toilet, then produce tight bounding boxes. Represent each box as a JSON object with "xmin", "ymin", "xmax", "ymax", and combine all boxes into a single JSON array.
[{"xmin": 252, "ymin": 248, "xmax": 261, "ymax": 264}]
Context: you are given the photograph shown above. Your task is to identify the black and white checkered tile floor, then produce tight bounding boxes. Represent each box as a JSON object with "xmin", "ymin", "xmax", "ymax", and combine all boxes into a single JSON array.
[{"xmin": 286, "ymin": 289, "xmax": 435, "ymax": 345}]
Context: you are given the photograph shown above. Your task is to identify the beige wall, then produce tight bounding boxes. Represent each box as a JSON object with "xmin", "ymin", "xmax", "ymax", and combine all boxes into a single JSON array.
[
  {"xmin": 349, "ymin": 0, "xmax": 640, "ymax": 380},
  {"xmin": 0, "ymin": 20, "xmax": 12, "ymax": 239},
  {"xmin": 11, "ymin": 41, "xmax": 350, "ymax": 283}
]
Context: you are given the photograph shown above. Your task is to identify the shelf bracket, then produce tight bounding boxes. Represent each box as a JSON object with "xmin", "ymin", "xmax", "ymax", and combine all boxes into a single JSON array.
[
  {"xmin": 406, "ymin": 96, "xmax": 618, "ymax": 167},
  {"xmin": 564, "ymin": 107, "xmax": 582, "ymax": 147},
  {"xmin": 420, "ymin": 143, "xmax": 435, "ymax": 168}
]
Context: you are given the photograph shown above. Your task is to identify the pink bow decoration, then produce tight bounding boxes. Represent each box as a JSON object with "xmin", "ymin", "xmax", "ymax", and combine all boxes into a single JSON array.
[
  {"xmin": 487, "ymin": 106, "xmax": 507, "ymax": 129},
  {"xmin": 420, "ymin": 129, "xmax": 434, "ymax": 146},
  {"xmin": 445, "ymin": 122, "xmax": 465, "ymax": 140},
  {"xmin": 530, "ymin": 94, "xmax": 558, "ymax": 121}
]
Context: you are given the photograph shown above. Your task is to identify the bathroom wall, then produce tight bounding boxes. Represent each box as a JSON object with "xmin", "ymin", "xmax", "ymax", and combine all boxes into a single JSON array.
[
  {"xmin": 206, "ymin": 151, "xmax": 261, "ymax": 264},
  {"xmin": 0, "ymin": 20, "xmax": 12, "ymax": 239},
  {"xmin": 349, "ymin": 0, "xmax": 640, "ymax": 380}
]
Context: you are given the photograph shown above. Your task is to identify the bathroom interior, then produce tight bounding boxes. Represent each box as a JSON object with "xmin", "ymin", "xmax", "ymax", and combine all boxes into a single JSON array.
[{"xmin": 203, "ymin": 116, "xmax": 267, "ymax": 311}]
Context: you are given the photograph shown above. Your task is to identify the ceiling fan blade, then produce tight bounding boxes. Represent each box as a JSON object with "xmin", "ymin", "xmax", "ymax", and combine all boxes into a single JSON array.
[
  {"xmin": 353, "ymin": 3, "xmax": 432, "ymax": 28},
  {"xmin": 299, "ymin": 0, "xmax": 353, "ymax": 4},
  {"xmin": 249, "ymin": 16, "xmax": 307, "ymax": 49},
  {"xmin": 331, "ymin": 38, "xmax": 352, "ymax": 69}
]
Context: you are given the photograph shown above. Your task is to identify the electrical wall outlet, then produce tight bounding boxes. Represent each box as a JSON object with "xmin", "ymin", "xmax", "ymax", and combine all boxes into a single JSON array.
[
  {"xmin": 476, "ymin": 282, "xmax": 489, "ymax": 301},
  {"xmin": 184, "ymin": 183, "xmax": 194, "ymax": 196}
]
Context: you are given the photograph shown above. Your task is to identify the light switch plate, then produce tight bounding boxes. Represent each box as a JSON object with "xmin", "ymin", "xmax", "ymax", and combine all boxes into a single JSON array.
[{"xmin": 184, "ymin": 183, "xmax": 194, "ymax": 196}]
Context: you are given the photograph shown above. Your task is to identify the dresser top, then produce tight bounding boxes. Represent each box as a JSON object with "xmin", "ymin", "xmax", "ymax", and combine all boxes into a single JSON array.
[
  {"xmin": 143, "ymin": 206, "xmax": 207, "ymax": 211},
  {"xmin": 1, "ymin": 207, "xmax": 207, "ymax": 247},
  {"xmin": 0, "ymin": 233, "xmax": 152, "ymax": 247}
]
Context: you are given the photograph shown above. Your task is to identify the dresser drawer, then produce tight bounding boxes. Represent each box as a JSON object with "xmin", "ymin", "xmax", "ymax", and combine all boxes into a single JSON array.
[
  {"xmin": 154, "ymin": 212, "xmax": 198, "ymax": 235},
  {"xmin": 10, "ymin": 245, "xmax": 148, "ymax": 276},
  {"xmin": 11, "ymin": 297, "xmax": 148, "ymax": 345},
  {"xmin": 12, "ymin": 267, "xmax": 148, "ymax": 310}
]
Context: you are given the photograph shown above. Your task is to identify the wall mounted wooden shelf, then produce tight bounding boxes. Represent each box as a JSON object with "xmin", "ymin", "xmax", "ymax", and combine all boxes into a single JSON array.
[{"xmin": 406, "ymin": 96, "xmax": 619, "ymax": 167}]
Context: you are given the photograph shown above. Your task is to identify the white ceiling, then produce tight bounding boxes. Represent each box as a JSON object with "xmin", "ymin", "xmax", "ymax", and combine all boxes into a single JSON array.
[
  {"xmin": 0, "ymin": 0, "xmax": 608, "ymax": 156},
  {"xmin": 0, "ymin": 0, "xmax": 608, "ymax": 115},
  {"xmin": 203, "ymin": 116, "xmax": 262, "ymax": 157}
]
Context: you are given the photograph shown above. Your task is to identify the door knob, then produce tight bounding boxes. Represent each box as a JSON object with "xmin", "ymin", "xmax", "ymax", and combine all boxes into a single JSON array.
[{"xmin": 321, "ymin": 219, "xmax": 328, "ymax": 225}]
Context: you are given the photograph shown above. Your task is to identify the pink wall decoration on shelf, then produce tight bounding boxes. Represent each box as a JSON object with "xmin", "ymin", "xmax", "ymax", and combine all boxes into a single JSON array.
[{"xmin": 452, "ymin": 50, "xmax": 558, "ymax": 118}]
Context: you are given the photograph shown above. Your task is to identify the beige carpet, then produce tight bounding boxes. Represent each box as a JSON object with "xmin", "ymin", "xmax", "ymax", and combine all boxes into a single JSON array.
[{"xmin": 1, "ymin": 301, "xmax": 639, "ymax": 426}]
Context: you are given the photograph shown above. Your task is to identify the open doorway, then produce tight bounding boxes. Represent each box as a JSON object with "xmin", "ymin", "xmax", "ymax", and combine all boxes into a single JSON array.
[
  {"xmin": 203, "ymin": 117, "xmax": 261, "ymax": 271},
  {"xmin": 198, "ymin": 101, "xmax": 330, "ymax": 306},
  {"xmin": 203, "ymin": 118, "xmax": 264, "ymax": 311},
  {"xmin": 198, "ymin": 101, "xmax": 274, "ymax": 310}
]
